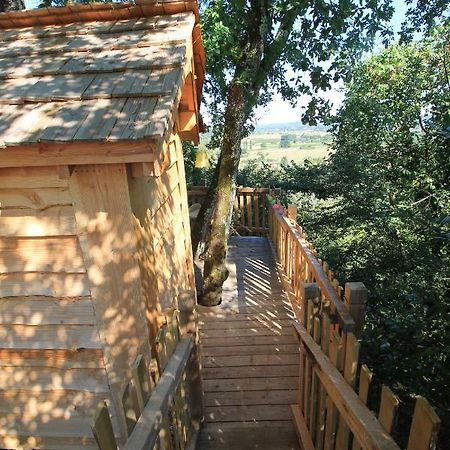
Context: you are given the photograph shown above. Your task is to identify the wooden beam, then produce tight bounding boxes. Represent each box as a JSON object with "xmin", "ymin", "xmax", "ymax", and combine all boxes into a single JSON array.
[
  {"xmin": 178, "ymin": 111, "xmax": 197, "ymax": 131},
  {"xmin": 0, "ymin": 140, "xmax": 156, "ymax": 168},
  {"xmin": 292, "ymin": 321, "xmax": 400, "ymax": 450},
  {"xmin": 70, "ymin": 163, "xmax": 152, "ymax": 439},
  {"xmin": 124, "ymin": 337, "xmax": 194, "ymax": 450}
]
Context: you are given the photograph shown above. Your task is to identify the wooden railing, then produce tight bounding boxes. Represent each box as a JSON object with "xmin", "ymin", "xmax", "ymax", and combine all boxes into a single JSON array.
[
  {"xmin": 267, "ymin": 201, "xmax": 441, "ymax": 450},
  {"xmin": 188, "ymin": 186, "xmax": 278, "ymax": 236},
  {"xmin": 91, "ymin": 308, "xmax": 202, "ymax": 450}
]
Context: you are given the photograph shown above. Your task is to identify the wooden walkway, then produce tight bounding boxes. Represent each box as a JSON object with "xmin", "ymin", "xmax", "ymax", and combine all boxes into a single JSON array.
[{"xmin": 196, "ymin": 236, "xmax": 300, "ymax": 450}]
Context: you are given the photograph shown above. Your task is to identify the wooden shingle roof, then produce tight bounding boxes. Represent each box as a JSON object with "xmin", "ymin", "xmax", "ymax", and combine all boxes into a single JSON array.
[{"xmin": 0, "ymin": 1, "xmax": 204, "ymax": 153}]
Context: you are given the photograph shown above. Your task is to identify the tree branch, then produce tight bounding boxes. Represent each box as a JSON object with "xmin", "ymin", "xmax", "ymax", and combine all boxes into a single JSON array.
[{"xmin": 252, "ymin": 1, "xmax": 307, "ymax": 96}]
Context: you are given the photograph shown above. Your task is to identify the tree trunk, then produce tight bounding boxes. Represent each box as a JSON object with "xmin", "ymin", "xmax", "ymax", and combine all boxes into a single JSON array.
[
  {"xmin": 191, "ymin": 150, "xmax": 222, "ymax": 257},
  {"xmin": 198, "ymin": 81, "xmax": 248, "ymax": 306}
]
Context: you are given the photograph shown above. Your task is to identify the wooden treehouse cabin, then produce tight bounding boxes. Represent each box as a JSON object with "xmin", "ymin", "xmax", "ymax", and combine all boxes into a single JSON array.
[
  {"xmin": 0, "ymin": 1, "xmax": 205, "ymax": 448},
  {"xmin": 0, "ymin": 1, "xmax": 442, "ymax": 449}
]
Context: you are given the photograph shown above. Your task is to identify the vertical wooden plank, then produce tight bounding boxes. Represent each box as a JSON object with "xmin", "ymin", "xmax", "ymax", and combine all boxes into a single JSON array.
[
  {"xmin": 344, "ymin": 282, "xmax": 367, "ymax": 339},
  {"xmin": 303, "ymin": 299, "xmax": 315, "ymax": 423},
  {"xmin": 261, "ymin": 193, "xmax": 267, "ymax": 231},
  {"xmin": 299, "ymin": 283, "xmax": 320, "ymax": 326},
  {"xmin": 120, "ymin": 382, "xmax": 138, "ymax": 436},
  {"xmin": 407, "ymin": 397, "xmax": 440, "ymax": 450},
  {"xmin": 91, "ymin": 401, "xmax": 118, "ymax": 450},
  {"xmin": 239, "ymin": 191, "xmax": 245, "ymax": 234},
  {"xmin": 132, "ymin": 354, "xmax": 152, "ymax": 415},
  {"xmin": 247, "ymin": 192, "xmax": 253, "ymax": 229},
  {"xmin": 378, "ymin": 385, "xmax": 399, "ymax": 434},
  {"xmin": 70, "ymin": 163, "xmax": 151, "ymax": 440},
  {"xmin": 309, "ymin": 317, "xmax": 321, "ymax": 442},
  {"xmin": 173, "ymin": 135, "xmax": 197, "ymax": 291},
  {"xmin": 254, "ymin": 191, "xmax": 260, "ymax": 231},
  {"xmin": 155, "ymin": 325, "xmax": 169, "ymax": 373},
  {"xmin": 316, "ymin": 313, "xmax": 331, "ymax": 450},
  {"xmin": 324, "ymin": 331, "xmax": 343, "ymax": 450},
  {"xmin": 352, "ymin": 364, "xmax": 373, "ymax": 450},
  {"xmin": 336, "ymin": 332, "xmax": 360, "ymax": 450}
]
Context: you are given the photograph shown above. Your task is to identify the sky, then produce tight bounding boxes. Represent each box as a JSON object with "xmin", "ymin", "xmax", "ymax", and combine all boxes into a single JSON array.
[
  {"xmin": 257, "ymin": 2, "xmax": 409, "ymax": 124},
  {"xmin": 23, "ymin": 0, "xmax": 409, "ymax": 124}
]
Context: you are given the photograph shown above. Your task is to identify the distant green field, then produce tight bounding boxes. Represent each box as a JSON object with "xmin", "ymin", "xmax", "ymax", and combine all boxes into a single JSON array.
[{"xmin": 240, "ymin": 130, "xmax": 332, "ymax": 166}]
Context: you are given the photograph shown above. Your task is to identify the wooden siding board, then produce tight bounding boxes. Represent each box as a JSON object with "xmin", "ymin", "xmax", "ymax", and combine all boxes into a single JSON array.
[{"xmin": 69, "ymin": 163, "xmax": 151, "ymax": 439}]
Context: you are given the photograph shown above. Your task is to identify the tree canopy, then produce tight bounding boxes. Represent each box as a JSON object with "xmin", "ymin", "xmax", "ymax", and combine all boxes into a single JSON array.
[{"xmin": 237, "ymin": 26, "xmax": 449, "ymax": 448}]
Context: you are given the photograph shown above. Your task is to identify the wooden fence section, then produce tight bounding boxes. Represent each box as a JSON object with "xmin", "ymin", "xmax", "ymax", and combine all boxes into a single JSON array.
[
  {"xmin": 268, "ymin": 201, "xmax": 355, "ymax": 333},
  {"xmin": 187, "ymin": 186, "xmax": 276, "ymax": 236},
  {"xmin": 267, "ymin": 201, "xmax": 441, "ymax": 450},
  {"xmin": 91, "ymin": 311, "xmax": 202, "ymax": 450}
]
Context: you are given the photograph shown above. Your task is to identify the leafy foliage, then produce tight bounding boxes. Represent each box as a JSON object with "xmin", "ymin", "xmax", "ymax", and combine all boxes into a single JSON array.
[
  {"xmin": 239, "ymin": 28, "xmax": 449, "ymax": 448},
  {"xmin": 201, "ymin": 0, "xmax": 395, "ymax": 143}
]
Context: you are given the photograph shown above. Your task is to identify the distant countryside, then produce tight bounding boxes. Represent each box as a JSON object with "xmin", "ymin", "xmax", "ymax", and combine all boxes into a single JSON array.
[{"xmin": 205, "ymin": 123, "xmax": 332, "ymax": 166}]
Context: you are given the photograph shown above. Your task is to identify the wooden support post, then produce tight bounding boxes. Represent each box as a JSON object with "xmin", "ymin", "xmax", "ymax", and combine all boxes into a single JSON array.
[
  {"xmin": 287, "ymin": 204, "xmax": 298, "ymax": 221},
  {"xmin": 178, "ymin": 289, "xmax": 198, "ymax": 336},
  {"xmin": 91, "ymin": 401, "xmax": 118, "ymax": 450},
  {"xmin": 300, "ymin": 283, "xmax": 320, "ymax": 326},
  {"xmin": 345, "ymin": 282, "xmax": 367, "ymax": 339},
  {"xmin": 177, "ymin": 290, "xmax": 203, "ymax": 428}
]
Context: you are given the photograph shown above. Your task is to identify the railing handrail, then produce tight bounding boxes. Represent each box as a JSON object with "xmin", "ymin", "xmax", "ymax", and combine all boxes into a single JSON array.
[
  {"xmin": 271, "ymin": 205, "xmax": 355, "ymax": 332},
  {"xmin": 293, "ymin": 321, "xmax": 400, "ymax": 450},
  {"xmin": 124, "ymin": 336, "xmax": 194, "ymax": 450}
]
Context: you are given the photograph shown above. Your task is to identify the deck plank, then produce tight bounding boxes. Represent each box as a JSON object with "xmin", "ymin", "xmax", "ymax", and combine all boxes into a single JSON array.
[{"xmin": 197, "ymin": 236, "xmax": 300, "ymax": 450}]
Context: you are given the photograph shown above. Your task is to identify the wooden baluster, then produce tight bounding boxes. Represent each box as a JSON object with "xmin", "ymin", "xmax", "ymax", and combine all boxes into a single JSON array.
[
  {"xmin": 315, "ymin": 313, "xmax": 331, "ymax": 450},
  {"xmin": 132, "ymin": 354, "xmax": 153, "ymax": 415},
  {"xmin": 172, "ymin": 386, "xmax": 184, "ymax": 450},
  {"xmin": 91, "ymin": 401, "xmax": 118, "ymax": 450},
  {"xmin": 303, "ymin": 299, "xmax": 315, "ymax": 423},
  {"xmin": 155, "ymin": 325, "xmax": 169, "ymax": 373},
  {"xmin": 378, "ymin": 385, "xmax": 399, "ymax": 434},
  {"xmin": 407, "ymin": 397, "xmax": 440, "ymax": 450},
  {"xmin": 262, "ymin": 193, "xmax": 267, "ymax": 231},
  {"xmin": 344, "ymin": 282, "xmax": 367, "ymax": 339},
  {"xmin": 352, "ymin": 364, "xmax": 373, "ymax": 450},
  {"xmin": 120, "ymin": 382, "xmax": 138, "ymax": 436},
  {"xmin": 239, "ymin": 192, "xmax": 245, "ymax": 234},
  {"xmin": 335, "ymin": 333, "xmax": 360, "ymax": 450},
  {"xmin": 159, "ymin": 414, "xmax": 174, "ymax": 450},
  {"xmin": 247, "ymin": 192, "xmax": 253, "ymax": 230},
  {"xmin": 309, "ymin": 317, "xmax": 321, "ymax": 441},
  {"xmin": 254, "ymin": 191, "xmax": 260, "ymax": 233},
  {"xmin": 324, "ymin": 331, "xmax": 343, "ymax": 450},
  {"xmin": 287, "ymin": 205, "xmax": 297, "ymax": 279}
]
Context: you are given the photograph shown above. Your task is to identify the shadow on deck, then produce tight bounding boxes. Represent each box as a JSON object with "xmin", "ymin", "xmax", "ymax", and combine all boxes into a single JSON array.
[{"xmin": 196, "ymin": 236, "xmax": 300, "ymax": 450}]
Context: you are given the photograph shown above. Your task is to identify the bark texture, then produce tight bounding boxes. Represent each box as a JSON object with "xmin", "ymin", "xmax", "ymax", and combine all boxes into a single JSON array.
[
  {"xmin": 199, "ymin": 1, "xmax": 304, "ymax": 306},
  {"xmin": 199, "ymin": 83, "xmax": 248, "ymax": 305}
]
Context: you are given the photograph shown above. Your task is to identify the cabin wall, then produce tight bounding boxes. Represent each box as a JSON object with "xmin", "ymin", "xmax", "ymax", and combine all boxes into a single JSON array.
[
  {"xmin": 0, "ymin": 132, "xmax": 195, "ymax": 448},
  {"xmin": 0, "ymin": 166, "xmax": 110, "ymax": 449},
  {"xmin": 68, "ymin": 163, "xmax": 152, "ymax": 443},
  {"xmin": 128, "ymin": 131, "xmax": 195, "ymax": 335}
]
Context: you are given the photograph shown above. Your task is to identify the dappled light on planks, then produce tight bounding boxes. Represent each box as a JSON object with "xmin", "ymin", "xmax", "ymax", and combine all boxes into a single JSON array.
[{"xmin": 197, "ymin": 236, "xmax": 299, "ymax": 450}]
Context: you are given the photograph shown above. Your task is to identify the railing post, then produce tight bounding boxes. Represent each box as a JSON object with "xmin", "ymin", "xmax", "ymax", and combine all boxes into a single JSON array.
[
  {"xmin": 299, "ymin": 282, "xmax": 320, "ymax": 326},
  {"xmin": 287, "ymin": 204, "xmax": 297, "ymax": 221},
  {"xmin": 177, "ymin": 290, "xmax": 203, "ymax": 428},
  {"xmin": 344, "ymin": 282, "xmax": 367, "ymax": 339}
]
